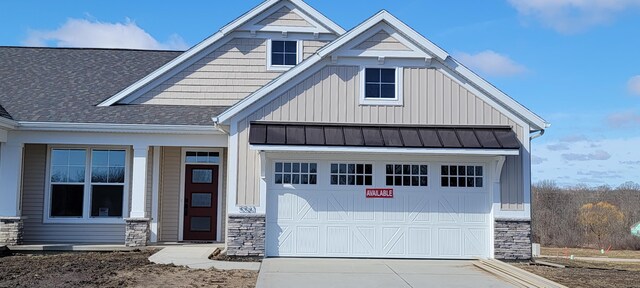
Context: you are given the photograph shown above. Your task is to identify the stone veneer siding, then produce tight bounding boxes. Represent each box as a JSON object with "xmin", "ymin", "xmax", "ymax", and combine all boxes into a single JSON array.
[
  {"xmin": 0, "ymin": 218, "xmax": 23, "ymax": 245},
  {"xmin": 227, "ymin": 214, "xmax": 265, "ymax": 257},
  {"xmin": 125, "ymin": 218, "xmax": 150, "ymax": 247},
  {"xmin": 494, "ymin": 219, "xmax": 532, "ymax": 260}
]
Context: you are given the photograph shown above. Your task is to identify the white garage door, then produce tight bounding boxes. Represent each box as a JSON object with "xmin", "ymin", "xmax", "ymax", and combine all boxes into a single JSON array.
[{"xmin": 266, "ymin": 160, "xmax": 491, "ymax": 259}]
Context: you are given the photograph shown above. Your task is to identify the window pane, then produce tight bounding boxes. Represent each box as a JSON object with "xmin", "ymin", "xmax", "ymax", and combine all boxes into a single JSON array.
[
  {"xmin": 90, "ymin": 185, "xmax": 123, "ymax": 217},
  {"xmin": 395, "ymin": 165, "xmax": 402, "ymax": 174},
  {"xmin": 92, "ymin": 150, "xmax": 109, "ymax": 166},
  {"xmin": 331, "ymin": 175, "xmax": 338, "ymax": 185},
  {"xmin": 403, "ymin": 165, "xmax": 411, "ymax": 174},
  {"xmin": 284, "ymin": 41, "xmax": 297, "ymax": 52},
  {"xmin": 403, "ymin": 176, "xmax": 411, "ymax": 186},
  {"xmin": 339, "ymin": 164, "xmax": 347, "ymax": 173},
  {"xmin": 348, "ymin": 175, "xmax": 355, "ymax": 185},
  {"xmin": 108, "ymin": 167, "xmax": 125, "ymax": 183},
  {"xmin": 292, "ymin": 174, "xmax": 300, "ymax": 185},
  {"xmin": 275, "ymin": 174, "xmax": 283, "ymax": 184},
  {"xmin": 192, "ymin": 193, "xmax": 212, "ymax": 208},
  {"xmin": 339, "ymin": 175, "xmax": 347, "ymax": 185},
  {"xmin": 109, "ymin": 150, "xmax": 126, "ymax": 167},
  {"xmin": 386, "ymin": 165, "xmax": 393, "ymax": 174},
  {"xmin": 272, "ymin": 53, "xmax": 284, "ymax": 65},
  {"xmin": 365, "ymin": 68, "xmax": 380, "ymax": 82},
  {"xmin": 186, "ymin": 152, "xmax": 197, "ymax": 163},
  {"xmin": 380, "ymin": 69, "xmax": 395, "ymax": 83},
  {"xmin": 476, "ymin": 177, "xmax": 483, "ymax": 187},
  {"xmin": 68, "ymin": 166, "xmax": 86, "ymax": 183},
  {"xmin": 365, "ymin": 84, "xmax": 380, "ymax": 98},
  {"xmin": 365, "ymin": 176, "xmax": 373, "ymax": 186},
  {"xmin": 283, "ymin": 174, "xmax": 291, "ymax": 184},
  {"xmin": 192, "ymin": 169, "xmax": 213, "ymax": 184},
  {"xmin": 91, "ymin": 167, "xmax": 109, "ymax": 183},
  {"xmin": 284, "ymin": 54, "xmax": 297, "ymax": 65},
  {"xmin": 459, "ymin": 177, "xmax": 466, "ymax": 187},
  {"xmin": 467, "ymin": 177, "xmax": 475, "ymax": 187},
  {"xmin": 412, "ymin": 176, "xmax": 419, "ymax": 186},
  {"xmin": 331, "ymin": 164, "xmax": 338, "ymax": 174},
  {"xmin": 348, "ymin": 164, "xmax": 356, "ymax": 174},
  {"xmin": 68, "ymin": 150, "xmax": 86, "ymax": 165},
  {"xmin": 51, "ymin": 150, "xmax": 70, "ymax": 166},
  {"xmin": 292, "ymin": 163, "xmax": 300, "ymax": 173},
  {"xmin": 309, "ymin": 175, "xmax": 317, "ymax": 185},
  {"xmin": 310, "ymin": 163, "xmax": 318, "ymax": 173},
  {"xmin": 284, "ymin": 163, "xmax": 292, "ymax": 173},
  {"xmin": 476, "ymin": 167, "xmax": 483, "ymax": 176},
  {"xmin": 301, "ymin": 175, "xmax": 309, "ymax": 185},
  {"xmin": 441, "ymin": 177, "xmax": 449, "ymax": 187},
  {"xmin": 380, "ymin": 84, "xmax": 395, "ymax": 98},
  {"xmin": 190, "ymin": 217, "xmax": 211, "ymax": 232},
  {"xmin": 197, "ymin": 152, "xmax": 208, "ymax": 163},
  {"xmin": 420, "ymin": 177, "xmax": 428, "ymax": 186},
  {"xmin": 301, "ymin": 163, "xmax": 308, "ymax": 173},
  {"xmin": 450, "ymin": 166, "xmax": 458, "ymax": 176},
  {"xmin": 467, "ymin": 166, "xmax": 475, "ymax": 176},
  {"xmin": 459, "ymin": 166, "xmax": 466, "ymax": 176},
  {"xmin": 51, "ymin": 166, "xmax": 69, "ymax": 183},
  {"xmin": 275, "ymin": 162, "xmax": 283, "ymax": 172},
  {"xmin": 412, "ymin": 165, "xmax": 419, "ymax": 175},
  {"xmin": 450, "ymin": 177, "xmax": 458, "ymax": 187},
  {"xmin": 441, "ymin": 166, "xmax": 449, "ymax": 176},
  {"xmin": 365, "ymin": 165, "xmax": 372, "ymax": 174},
  {"xmin": 420, "ymin": 165, "xmax": 428, "ymax": 175},
  {"xmin": 386, "ymin": 176, "xmax": 393, "ymax": 186},
  {"xmin": 51, "ymin": 184, "xmax": 84, "ymax": 217}
]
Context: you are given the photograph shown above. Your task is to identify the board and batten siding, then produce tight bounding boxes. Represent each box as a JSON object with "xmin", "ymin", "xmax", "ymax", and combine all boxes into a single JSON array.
[
  {"xmin": 235, "ymin": 66, "xmax": 525, "ymax": 210},
  {"xmin": 21, "ymin": 144, "xmax": 125, "ymax": 243},
  {"xmin": 133, "ymin": 38, "xmax": 329, "ymax": 107},
  {"xmin": 159, "ymin": 147, "xmax": 181, "ymax": 241}
]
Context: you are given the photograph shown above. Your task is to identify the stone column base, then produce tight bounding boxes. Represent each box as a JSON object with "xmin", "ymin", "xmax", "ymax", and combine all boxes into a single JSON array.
[
  {"xmin": 494, "ymin": 219, "xmax": 532, "ymax": 260},
  {"xmin": 125, "ymin": 218, "xmax": 150, "ymax": 247},
  {"xmin": 0, "ymin": 217, "xmax": 24, "ymax": 246},
  {"xmin": 227, "ymin": 214, "xmax": 265, "ymax": 257}
]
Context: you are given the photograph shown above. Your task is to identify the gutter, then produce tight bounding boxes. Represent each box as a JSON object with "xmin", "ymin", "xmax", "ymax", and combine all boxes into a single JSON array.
[
  {"xmin": 17, "ymin": 121, "xmax": 223, "ymax": 135},
  {"xmin": 0, "ymin": 117, "xmax": 17, "ymax": 130}
]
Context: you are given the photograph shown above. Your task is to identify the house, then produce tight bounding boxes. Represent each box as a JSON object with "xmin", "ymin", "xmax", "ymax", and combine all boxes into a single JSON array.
[{"xmin": 0, "ymin": 0, "xmax": 549, "ymax": 260}]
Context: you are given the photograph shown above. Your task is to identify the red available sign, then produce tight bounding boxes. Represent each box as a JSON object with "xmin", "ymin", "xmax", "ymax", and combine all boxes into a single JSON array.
[{"xmin": 366, "ymin": 188, "xmax": 394, "ymax": 198}]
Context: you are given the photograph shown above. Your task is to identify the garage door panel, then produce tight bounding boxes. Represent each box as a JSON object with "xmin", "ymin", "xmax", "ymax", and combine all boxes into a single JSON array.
[
  {"xmin": 327, "ymin": 226, "xmax": 350, "ymax": 254},
  {"xmin": 327, "ymin": 191, "xmax": 351, "ymax": 221},
  {"xmin": 297, "ymin": 194, "xmax": 319, "ymax": 221},
  {"xmin": 438, "ymin": 195, "xmax": 460, "ymax": 223},
  {"xmin": 408, "ymin": 227, "xmax": 432, "ymax": 256},
  {"xmin": 464, "ymin": 227, "xmax": 488, "ymax": 257},
  {"xmin": 296, "ymin": 226, "xmax": 320, "ymax": 254},
  {"xmin": 275, "ymin": 226, "xmax": 294, "ymax": 255},
  {"xmin": 408, "ymin": 194, "xmax": 431, "ymax": 223},
  {"xmin": 352, "ymin": 226, "xmax": 376, "ymax": 256},
  {"xmin": 382, "ymin": 227, "xmax": 406, "ymax": 256},
  {"xmin": 354, "ymin": 194, "xmax": 375, "ymax": 221},
  {"xmin": 438, "ymin": 228, "xmax": 462, "ymax": 257}
]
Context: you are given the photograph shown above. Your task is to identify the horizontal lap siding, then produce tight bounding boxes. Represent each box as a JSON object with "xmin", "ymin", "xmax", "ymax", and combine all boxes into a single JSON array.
[
  {"xmin": 236, "ymin": 66, "xmax": 525, "ymax": 210},
  {"xmin": 257, "ymin": 7, "xmax": 314, "ymax": 27},
  {"xmin": 21, "ymin": 144, "xmax": 125, "ymax": 243},
  {"xmin": 159, "ymin": 147, "xmax": 181, "ymax": 242},
  {"xmin": 354, "ymin": 31, "xmax": 411, "ymax": 51},
  {"xmin": 134, "ymin": 38, "xmax": 329, "ymax": 107},
  {"xmin": 134, "ymin": 38, "xmax": 281, "ymax": 106}
]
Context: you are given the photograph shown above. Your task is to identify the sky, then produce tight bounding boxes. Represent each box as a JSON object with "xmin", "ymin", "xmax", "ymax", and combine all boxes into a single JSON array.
[{"xmin": 1, "ymin": 0, "xmax": 639, "ymax": 187}]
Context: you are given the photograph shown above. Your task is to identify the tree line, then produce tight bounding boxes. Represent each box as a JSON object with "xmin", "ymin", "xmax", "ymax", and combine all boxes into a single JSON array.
[{"xmin": 532, "ymin": 181, "xmax": 640, "ymax": 250}]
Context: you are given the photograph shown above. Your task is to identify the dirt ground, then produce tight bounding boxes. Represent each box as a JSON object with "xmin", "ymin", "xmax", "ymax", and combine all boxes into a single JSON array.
[
  {"xmin": 0, "ymin": 249, "xmax": 257, "ymax": 288},
  {"xmin": 542, "ymin": 247, "xmax": 640, "ymax": 259},
  {"xmin": 517, "ymin": 258, "xmax": 640, "ymax": 288}
]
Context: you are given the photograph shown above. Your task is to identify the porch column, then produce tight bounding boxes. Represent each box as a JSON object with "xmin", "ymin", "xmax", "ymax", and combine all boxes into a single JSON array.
[
  {"xmin": 125, "ymin": 145, "xmax": 150, "ymax": 247},
  {"xmin": 0, "ymin": 142, "xmax": 25, "ymax": 245}
]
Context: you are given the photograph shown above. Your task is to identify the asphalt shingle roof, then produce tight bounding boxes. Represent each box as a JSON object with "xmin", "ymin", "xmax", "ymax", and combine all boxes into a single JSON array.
[{"xmin": 0, "ymin": 47, "xmax": 229, "ymax": 125}]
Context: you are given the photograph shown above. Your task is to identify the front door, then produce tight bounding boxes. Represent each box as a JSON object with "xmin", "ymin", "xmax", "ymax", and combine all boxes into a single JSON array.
[{"xmin": 184, "ymin": 165, "xmax": 218, "ymax": 241}]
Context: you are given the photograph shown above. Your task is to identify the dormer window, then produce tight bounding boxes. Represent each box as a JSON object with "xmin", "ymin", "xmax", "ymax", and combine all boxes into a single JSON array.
[
  {"xmin": 360, "ymin": 67, "xmax": 403, "ymax": 106},
  {"xmin": 268, "ymin": 40, "xmax": 300, "ymax": 70}
]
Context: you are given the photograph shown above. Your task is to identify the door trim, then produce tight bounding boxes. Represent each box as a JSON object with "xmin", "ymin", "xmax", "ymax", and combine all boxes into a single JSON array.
[{"xmin": 179, "ymin": 147, "xmax": 224, "ymax": 242}]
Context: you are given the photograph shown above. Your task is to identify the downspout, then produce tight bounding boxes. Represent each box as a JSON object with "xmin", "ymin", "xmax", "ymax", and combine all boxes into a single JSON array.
[{"xmin": 530, "ymin": 129, "xmax": 545, "ymax": 140}]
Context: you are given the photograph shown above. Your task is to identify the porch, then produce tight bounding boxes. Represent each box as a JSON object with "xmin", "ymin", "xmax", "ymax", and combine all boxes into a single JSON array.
[{"xmin": 0, "ymin": 128, "xmax": 228, "ymax": 247}]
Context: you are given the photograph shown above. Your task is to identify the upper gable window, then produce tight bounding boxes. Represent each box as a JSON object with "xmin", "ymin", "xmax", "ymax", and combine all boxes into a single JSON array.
[
  {"xmin": 268, "ymin": 40, "xmax": 300, "ymax": 70},
  {"xmin": 360, "ymin": 67, "xmax": 403, "ymax": 106}
]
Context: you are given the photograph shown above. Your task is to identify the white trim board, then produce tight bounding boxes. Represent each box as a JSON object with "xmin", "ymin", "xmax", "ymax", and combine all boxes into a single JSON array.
[
  {"xmin": 17, "ymin": 122, "xmax": 224, "ymax": 135},
  {"xmin": 98, "ymin": 0, "xmax": 344, "ymax": 107},
  {"xmin": 250, "ymin": 145, "xmax": 520, "ymax": 156}
]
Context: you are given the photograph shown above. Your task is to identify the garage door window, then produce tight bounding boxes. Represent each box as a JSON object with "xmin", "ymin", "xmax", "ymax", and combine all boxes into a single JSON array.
[
  {"xmin": 441, "ymin": 165, "xmax": 483, "ymax": 188},
  {"xmin": 275, "ymin": 162, "xmax": 317, "ymax": 185},
  {"xmin": 386, "ymin": 164, "xmax": 428, "ymax": 187},
  {"xmin": 330, "ymin": 163, "xmax": 372, "ymax": 186}
]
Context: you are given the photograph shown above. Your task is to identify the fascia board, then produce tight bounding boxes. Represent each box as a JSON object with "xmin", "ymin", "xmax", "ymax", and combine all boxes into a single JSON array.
[
  {"xmin": 17, "ymin": 122, "xmax": 224, "ymax": 135},
  {"xmin": 250, "ymin": 145, "xmax": 520, "ymax": 156}
]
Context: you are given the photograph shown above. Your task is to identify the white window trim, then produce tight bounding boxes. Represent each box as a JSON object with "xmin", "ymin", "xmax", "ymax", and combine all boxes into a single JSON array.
[
  {"xmin": 359, "ymin": 66, "xmax": 404, "ymax": 106},
  {"xmin": 266, "ymin": 39, "xmax": 303, "ymax": 71},
  {"xmin": 43, "ymin": 145, "xmax": 131, "ymax": 224}
]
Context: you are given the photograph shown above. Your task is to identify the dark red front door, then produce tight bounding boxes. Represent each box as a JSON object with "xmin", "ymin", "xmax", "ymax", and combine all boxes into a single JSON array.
[{"xmin": 184, "ymin": 165, "xmax": 218, "ymax": 241}]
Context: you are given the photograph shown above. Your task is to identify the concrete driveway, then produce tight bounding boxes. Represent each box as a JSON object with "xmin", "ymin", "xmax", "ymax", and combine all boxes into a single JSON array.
[{"xmin": 256, "ymin": 258, "xmax": 515, "ymax": 288}]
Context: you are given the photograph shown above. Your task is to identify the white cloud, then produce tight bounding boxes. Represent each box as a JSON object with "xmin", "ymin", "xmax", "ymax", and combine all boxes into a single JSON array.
[
  {"xmin": 606, "ymin": 110, "xmax": 640, "ymax": 128},
  {"xmin": 23, "ymin": 18, "xmax": 188, "ymax": 50},
  {"xmin": 559, "ymin": 134, "xmax": 588, "ymax": 143},
  {"xmin": 562, "ymin": 149, "xmax": 611, "ymax": 161},
  {"xmin": 547, "ymin": 143, "xmax": 569, "ymax": 151},
  {"xmin": 454, "ymin": 50, "xmax": 527, "ymax": 77},
  {"xmin": 508, "ymin": 0, "xmax": 640, "ymax": 33},
  {"xmin": 532, "ymin": 155, "xmax": 548, "ymax": 165},
  {"xmin": 628, "ymin": 75, "xmax": 640, "ymax": 96}
]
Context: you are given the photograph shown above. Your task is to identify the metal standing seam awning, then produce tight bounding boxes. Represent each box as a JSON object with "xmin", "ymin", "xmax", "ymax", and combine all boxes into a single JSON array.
[{"xmin": 248, "ymin": 122, "xmax": 521, "ymax": 156}]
